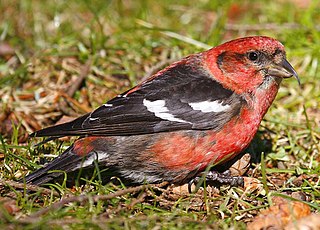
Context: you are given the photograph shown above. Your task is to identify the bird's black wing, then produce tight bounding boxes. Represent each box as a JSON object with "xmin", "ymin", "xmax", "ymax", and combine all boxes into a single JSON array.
[{"xmin": 30, "ymin": 55, "xmax": 246, "ymax": 138}]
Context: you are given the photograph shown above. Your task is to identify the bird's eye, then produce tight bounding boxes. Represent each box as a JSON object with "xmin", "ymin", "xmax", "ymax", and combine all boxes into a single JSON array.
[{"xmin": 248, "ymin": 51, "xmax": 259, "ymax": 61}]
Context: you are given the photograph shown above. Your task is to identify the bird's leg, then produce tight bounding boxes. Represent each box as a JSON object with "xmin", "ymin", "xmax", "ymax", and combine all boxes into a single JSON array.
[{"xmin": 188, "ymin": 170, "xmax": 244, "ymax": 193}]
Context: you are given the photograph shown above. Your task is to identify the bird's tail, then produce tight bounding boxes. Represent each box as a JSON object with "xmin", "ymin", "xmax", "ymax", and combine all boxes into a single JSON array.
[{"xmin": 21, "ymin": 146, "xmax": 88, "ymax": 185}]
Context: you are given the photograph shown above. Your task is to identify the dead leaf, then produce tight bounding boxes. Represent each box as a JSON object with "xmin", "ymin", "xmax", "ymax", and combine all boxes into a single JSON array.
[
  {"xmin": 171, "ymin": 184, "xmax": 191, "ymax": 196},
  {"xmin": 0, "ymin": 109, "xmax": 28, "ymax": 143},
  {"xmin": 243, "ymin": 177, "xmax": 264, "ymax": 195},
  {"xmin": 0, "ymin": 197, "xmax": 20, "ymax": 217},
  {"xmin": 229, "ymin": 153, "xmax": 251, "ymax": 176},
  {"xmin": 285, "ymin": 213, "xmax": 320, "ymax": 230},
  {"xmin": 247, "ymin": 196, "xmax": 311, "ymax": 230}
]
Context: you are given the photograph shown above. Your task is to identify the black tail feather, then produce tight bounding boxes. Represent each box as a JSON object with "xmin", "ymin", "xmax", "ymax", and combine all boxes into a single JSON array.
[{"xmin": 22, "ymin": 146, "xmax": 83, "ymax": 185}]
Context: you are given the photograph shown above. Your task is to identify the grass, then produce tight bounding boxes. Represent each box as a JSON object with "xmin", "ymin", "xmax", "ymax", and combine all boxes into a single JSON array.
[{"xmin": 0, "ymin": 0, "xmax": 320, "ymax": 229}]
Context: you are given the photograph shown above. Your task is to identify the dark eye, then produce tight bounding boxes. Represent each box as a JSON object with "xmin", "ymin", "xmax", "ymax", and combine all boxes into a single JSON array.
[{"xmin": 248, "ymin": 51, "xmax": 259, "ymax": 61}]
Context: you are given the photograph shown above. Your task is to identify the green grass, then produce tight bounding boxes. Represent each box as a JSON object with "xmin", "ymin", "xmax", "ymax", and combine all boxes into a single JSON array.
[{"xmin": 0, "ymin": 0, "xmax": 320, "ymax": 229}]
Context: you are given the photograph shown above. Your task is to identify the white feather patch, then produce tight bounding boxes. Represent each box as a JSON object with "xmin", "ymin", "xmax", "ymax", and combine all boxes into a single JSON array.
[
  {"xmin": 143, "ymin": 99, "xmax": 190, "ymax": 123},
  {"xmin": 89, "ymin": 117, "xmax": 99, "ymax": 121},
  {"xmin": 189, "ymin": 100, "xmax": 230, "ymax": 113},
  {"xmin": 78, "ymin": 152, "xmax": 109, "ymax": 168}
]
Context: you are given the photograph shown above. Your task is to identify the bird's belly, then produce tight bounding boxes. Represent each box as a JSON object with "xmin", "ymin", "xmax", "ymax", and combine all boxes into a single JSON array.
[{"xmin": 150, "ymin": 109, "xmax": 261, "ymax": 172}]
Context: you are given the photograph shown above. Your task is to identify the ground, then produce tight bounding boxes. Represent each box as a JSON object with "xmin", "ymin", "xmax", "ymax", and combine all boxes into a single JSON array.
[{"xmin": 0, "ymin": 0, "xmax": 319, "ymax": 229}]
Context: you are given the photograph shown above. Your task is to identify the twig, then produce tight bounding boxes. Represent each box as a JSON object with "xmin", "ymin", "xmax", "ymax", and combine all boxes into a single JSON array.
[
  {"xmin": 24, "ymin": 182, "xmax": 168, "ymax": 219},
  {"xmin": 67, "ymin": 59, "xmax": 92, "ymax": 97},
  {"xmin": 127, "ymin": 192, "xmax": 147, "ymax": 209},
  {"xmin": 112, "ymin": 190, "xmax": 148, "ymax": 214},
  {"xmin": 0, "ymin": 179, "xmax": 59, "ymax": 197},
  {"xmin": 17, "ymin": 209, "xmax": 205, "ymax": 226},
  {"xmin": 59, "ymin": 59, "xmax": 92, "ymax": 116},
  {"xmin": 59, "ymin": 91, "xmax": 92, "ymax": 113}
]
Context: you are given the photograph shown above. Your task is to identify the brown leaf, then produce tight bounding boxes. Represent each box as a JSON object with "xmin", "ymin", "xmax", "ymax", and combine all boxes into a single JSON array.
[
  {"xmin": 247, "ymin": 196, "xmax": 311, "ymax": 230},
  {"xmin": 285, "ymin": 213, "xmax": 320, "ymax": 230},
  {"xmin": 229, "ymin": 153, "xmax": 251, "ymax": 176},
  {"xmin": 0, "ymin": 197, "xmax": 20, "ymax": 216},
  {"xmin": 0, "ymin": 110, "xmax": 28, "ymax": 143},
  {"xmin": 171, "ymin": 184, "xmax": 191, "ymax": 196},
  {"xmin": 243, "ymin": 177, "xmax": 264, "ymax": 195}
]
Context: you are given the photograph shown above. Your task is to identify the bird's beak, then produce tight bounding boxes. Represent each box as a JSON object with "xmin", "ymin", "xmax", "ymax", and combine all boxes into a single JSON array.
[{"xmin": 268, "ymin": 59, "xmax": 300, "ymax": 85}]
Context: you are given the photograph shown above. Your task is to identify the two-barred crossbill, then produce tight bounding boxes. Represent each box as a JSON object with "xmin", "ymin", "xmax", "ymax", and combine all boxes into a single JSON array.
[{"xmin": 24, "ymin": 36, "xmax": 299, "ymax": 187}]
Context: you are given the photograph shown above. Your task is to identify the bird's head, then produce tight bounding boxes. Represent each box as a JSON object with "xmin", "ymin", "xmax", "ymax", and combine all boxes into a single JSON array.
[{"xmin": 205, "ymin": 36, "xmax": 300, "ymax": 94}]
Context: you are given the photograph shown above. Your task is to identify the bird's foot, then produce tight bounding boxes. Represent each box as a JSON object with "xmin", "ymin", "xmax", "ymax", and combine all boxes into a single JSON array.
[{"xmin": 188, "ymin": 170, "xmax": 244, "ymax": 193}]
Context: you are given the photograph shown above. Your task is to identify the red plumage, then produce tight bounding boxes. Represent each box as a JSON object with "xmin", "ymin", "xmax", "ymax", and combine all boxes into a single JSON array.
[{"xmin": 24, "ymin": 36, "xmax": 299, "ymax": 187}]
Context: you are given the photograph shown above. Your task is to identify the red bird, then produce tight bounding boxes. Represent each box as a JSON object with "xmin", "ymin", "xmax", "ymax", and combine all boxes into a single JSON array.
[{"xmin": 25, "ymin": 36, "xmax": 299, "ymax": 187}]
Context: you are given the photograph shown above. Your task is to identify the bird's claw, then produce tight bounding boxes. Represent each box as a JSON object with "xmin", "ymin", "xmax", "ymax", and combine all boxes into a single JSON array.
[{"xmin": 188, "ymin": 170, "xmax": 244, "ymax": 193}]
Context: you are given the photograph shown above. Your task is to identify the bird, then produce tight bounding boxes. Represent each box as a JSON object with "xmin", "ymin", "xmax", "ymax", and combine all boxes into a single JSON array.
[{"xmin": 24, "ymin": 36, "xmax": 299, "ymax": 187}]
